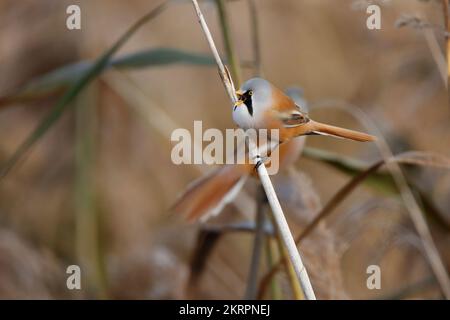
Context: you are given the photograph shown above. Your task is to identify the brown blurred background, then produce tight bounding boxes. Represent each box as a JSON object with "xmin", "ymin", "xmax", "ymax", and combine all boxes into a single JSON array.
[{"xmin": 0, "ymin": 0, "xmax": 449, "ymax": 299}]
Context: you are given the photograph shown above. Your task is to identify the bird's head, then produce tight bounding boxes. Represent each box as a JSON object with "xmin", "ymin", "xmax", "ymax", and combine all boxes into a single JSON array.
[{"xmin": 234, "ymin": 77, "xmax": 272, "ymax": 117}]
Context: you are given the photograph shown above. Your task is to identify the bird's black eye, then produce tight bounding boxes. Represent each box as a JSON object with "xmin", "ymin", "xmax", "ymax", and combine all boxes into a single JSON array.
[{"xmin": 248, "ymin": 90, "xmax": 253, "ymax": 96}]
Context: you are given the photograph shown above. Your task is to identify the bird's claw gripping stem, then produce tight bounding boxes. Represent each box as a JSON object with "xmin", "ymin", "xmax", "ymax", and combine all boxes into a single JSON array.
[{"xmin": 253, "ymin": 155, "xmax": 269, "ymax": 172}]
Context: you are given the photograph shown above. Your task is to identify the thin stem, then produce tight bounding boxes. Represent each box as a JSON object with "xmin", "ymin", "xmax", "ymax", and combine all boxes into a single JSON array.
[
  {"xmin": 265, "ymin": 235, "xmax": 282, "ymax": 299},
  {"xmin": 215, "ymin": 0, "xmax": 267, "ymax": 300},
  {"xmin": 246, "ymin": 0, "xmax": 304, "ymax": 298},
  {"xmin": 244, "ymin": 186, "xmax": 267, "ymax": 299},
  {"xmin": 258, "ymin": 160, "xmax": 384, "ymax": 299},
  {"xmin": 247, "ymin": 138, "xmax": 316, "ymax": 300},
  {"xmin": 0, "ymin": 1, "xmax": 169, "ymax": 179},
  {"xmin": 269, "ymin": 211, "xmax": 303, "ymax": 300},
  {"xmin": 216, "ymin": 0, "xmax": 242, "ymax": 85},
  {"xmin": 246, "ymin": 0, "xmax": 301, "ymax": 298},
  {"xmin": 259, "ymin": 146, "xmax": 450, "ymax": 298},
  {"xmin": 423, "ymin": 29, "xmax": 447, "ymax": 84},
  {"xmin": 248, "ymin": 0, "xmax": 263, "ymax": 77},
  {"xmin": 316, "ymin": 100, "xmax": 450, "ymax": 300},
  {"xmin": 444, "ymin": 0, "xmax": 449, "ymax": 31},
  {"xmin": 191, "ymin": 0, "xmax": 236, "ymax": 103},
  {"xmin": 75, "ymin": 84, "xmax": 108, "ymax": 298},
  {"xmin": 190, "ymin": 0, "xmax": 316, "ymax": 300},
  {"xmin": 443, "ymin": 0, "xmax": 450, "ymax": 98}
]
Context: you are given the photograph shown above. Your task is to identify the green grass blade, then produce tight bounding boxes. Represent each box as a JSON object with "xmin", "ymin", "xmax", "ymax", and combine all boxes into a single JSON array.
[
  {"xmin": 111, "ymin": 47, "xmax": 216, "ymax": 68},
  {"xmin": 0, "ymin": 62, "xmax": 92, "ymax": 104},
  {"xmin": 0, "ymin": 48, "xmax": 216, "ymax": 106},
  {"xmin": 302, "ymin": 146, "xmax": 397, "ymax": 194},
  {"xmin": 0, "ymin": 1, "xmax": 169, "ymax": 179},
  {"xmin": 258, "ymin": 150, "xmax": 450, "ymax": 298}
]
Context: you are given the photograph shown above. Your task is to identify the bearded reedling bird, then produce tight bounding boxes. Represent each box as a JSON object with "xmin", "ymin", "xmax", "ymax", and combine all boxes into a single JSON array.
[
  {"xmin": 172, "ymin": 78, "xmax": 376, "ymax": 222},
  {"xmin": 232, "ymin": 78, "xmax": 375, "ymax": 142}
]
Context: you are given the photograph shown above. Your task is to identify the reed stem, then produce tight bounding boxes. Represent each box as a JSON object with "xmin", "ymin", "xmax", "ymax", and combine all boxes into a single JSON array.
[{"xmin": 190, "ymin": 0, "xmax": 316, "ymax": 300}]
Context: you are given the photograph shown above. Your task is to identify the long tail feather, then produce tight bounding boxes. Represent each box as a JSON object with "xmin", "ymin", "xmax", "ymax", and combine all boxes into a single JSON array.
[
  {"xmin": 170, "ymin": 164, "xmax": 250, "ymax": 222},
  {"xmin": 309, "ymin": 121, "xmax": 376, "ymax": 142}
]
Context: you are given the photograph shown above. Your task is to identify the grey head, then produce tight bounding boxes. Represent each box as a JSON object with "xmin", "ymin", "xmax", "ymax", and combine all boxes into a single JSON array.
[{"xmin": 233, "ymin": 78, "xmax": 273, "ymax": 129}]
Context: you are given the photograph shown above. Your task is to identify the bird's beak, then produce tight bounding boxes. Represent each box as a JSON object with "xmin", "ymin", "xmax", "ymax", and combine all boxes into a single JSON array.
[
  {"xmin": 234, "ymin": 100, "xmax": 244, "ymax": 108},
  {"xmin": 234, "ymin": 90, "xmax": 244, "ymax": 108}
]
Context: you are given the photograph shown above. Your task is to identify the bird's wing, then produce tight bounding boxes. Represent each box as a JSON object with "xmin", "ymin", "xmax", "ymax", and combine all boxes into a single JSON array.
[{"xmin": 273, "ymin": 108, "xmax": 310, "ymax": 128}]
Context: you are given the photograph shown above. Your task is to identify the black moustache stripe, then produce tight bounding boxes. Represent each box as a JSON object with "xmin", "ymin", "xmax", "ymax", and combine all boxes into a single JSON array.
[
  {"xmin": 245, "ymin": 101, "xmax": 253, "ymax": 116},
  {"xmin": 244, "ymin": 92, "xmax": 253, "ymax": 116}
]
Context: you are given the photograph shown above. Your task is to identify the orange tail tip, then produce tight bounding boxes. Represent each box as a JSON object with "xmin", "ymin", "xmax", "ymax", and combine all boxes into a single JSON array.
[
  {"xmin": 310, "ymin": 121, "xmax": 376, "ymax": 142},
  {"xmin": 170, "ymin": 165, "xmax": 249, "ymax": 222}
]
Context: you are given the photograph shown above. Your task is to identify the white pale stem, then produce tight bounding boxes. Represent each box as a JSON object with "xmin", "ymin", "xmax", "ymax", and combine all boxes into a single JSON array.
[
  {"xmin": 246, "ymin": 139, "xmax": 316, "ymax": 300},
  {"xmin": 191, "ymin": 0, "xmax": 237, "ymax": 103},
  {"xmin": 190, "ymin": 0, "xmax": 316, "ymax": 300}
]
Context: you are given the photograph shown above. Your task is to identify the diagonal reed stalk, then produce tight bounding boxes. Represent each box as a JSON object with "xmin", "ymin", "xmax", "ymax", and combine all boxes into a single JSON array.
[
  {"xmin": 248, "ymin": 0, "xmax": 263, "ymax": 77},
  {"xmin": 258, "ymin": 161, "xmax": 384, "ymax": 298},
  {"xmin": 443, "ymin": 0, "xmax": 450, "ymax": 96},
  {"xmin": 258, "ymin": 151, "xmax": 450, "ymax": 299},
  {"xmin": 317, "ymin": 101, "xmax": 450, "ymax": 299},
  {"xmin": 218, "ymin": 0, "xmax": 288, "ymax": 300},
  {"xmin": 264, "ymin": 229, "xmax": 282, "ymax": 299},
  {"xmin": 244, "ymin": 0, "xmax": 301, "ymax": 299},
  {"xmin": 245, "ymin": 186, "xmax": 269, "ymax": 299},
  {"xmin": 216, "ymin": 0, "xmax": 242, "ymax": 85},
  {"xmin": 190, "ymin": 0, "xmax": 316, "ymax": 300},
  {"xmin": 242, "ymin": 0, "xmax": 271, "ymax": 300},
  {"xmin": 0, "ymin": 1, "xmax": 169, "ymax": 179},
  {"xmin": 242, "ymin": 13, "xmax": 270, "ymax": 294}
]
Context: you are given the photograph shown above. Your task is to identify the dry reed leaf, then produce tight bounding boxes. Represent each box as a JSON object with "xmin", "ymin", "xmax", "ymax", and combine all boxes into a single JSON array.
[
  {"xmin": 392, "ymin": 151, "xmax": 450, "ymax": 169},
  {"xmin": 259, "ymin": 150, "xmax": 450, "ymax": 298}
]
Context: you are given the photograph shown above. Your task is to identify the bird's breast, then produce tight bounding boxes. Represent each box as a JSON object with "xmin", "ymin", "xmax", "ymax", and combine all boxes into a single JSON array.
[{"xmin": 232, "ymin": 106, "xmax": 258, "ymax": 130}]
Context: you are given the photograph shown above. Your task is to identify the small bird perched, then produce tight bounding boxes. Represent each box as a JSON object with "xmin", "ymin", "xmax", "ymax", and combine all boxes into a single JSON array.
[
  {"xmin": 172, "ymin": 78, "xmax": 375, "ymax": 221},
  {"xmin": 233, "ymin": 78, "xmax": 376, "ymax": 143}
]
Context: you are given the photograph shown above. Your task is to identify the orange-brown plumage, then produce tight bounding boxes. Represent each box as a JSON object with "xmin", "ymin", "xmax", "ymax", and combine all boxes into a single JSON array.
[
  {"xmin": 173, "ymin": 78, "xmax": 375, "ymax": 222},
  {"xmin": 171, "ymin": 163, "xmax": 251, "ymax": 222},
  {"xmin": 171, "ymin": 138, "xmax": 306, "ymax": 221},
  {"xmin": 262, "ymin": 82, "xmax": 376, "ymax": 143}
]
